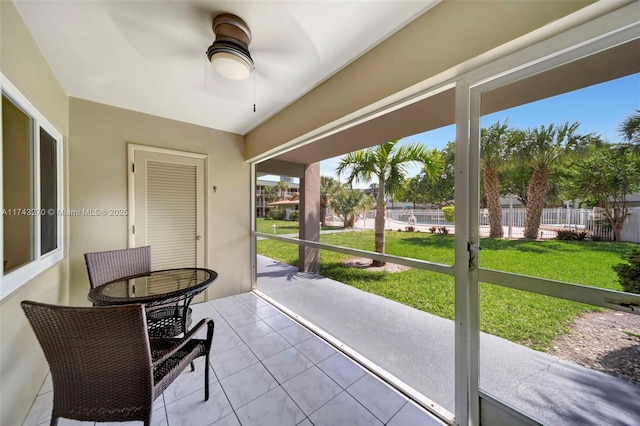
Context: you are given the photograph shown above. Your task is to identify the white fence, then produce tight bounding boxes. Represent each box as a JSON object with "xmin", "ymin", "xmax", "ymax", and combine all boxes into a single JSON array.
[
  {"xmin": 621, "ymin": 208, "xmax": 640, "ymax": 243},
  {"xmin": 356, "ymin": 207, "xmax": 640, "ymax": 243}
]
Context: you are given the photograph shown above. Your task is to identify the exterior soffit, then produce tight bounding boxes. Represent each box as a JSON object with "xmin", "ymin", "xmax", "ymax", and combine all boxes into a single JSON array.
[{"xmin": 244, "ymin": 0, "xmax": 601, "ymax": 162}]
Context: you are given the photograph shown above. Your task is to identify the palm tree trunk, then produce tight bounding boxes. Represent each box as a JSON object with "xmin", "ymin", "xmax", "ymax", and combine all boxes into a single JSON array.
[
  {"xmin": 373, "ymin": 185, "xmax": 386, "ymax": 267},
  {"xmin": 483, "ymin": 167, "xmax": 503, "ymax": 238},
  {"xmin": 524, "ymin": 168, "xmax": 548, "ymax": 239},
  {"xmin": 345, "ymin": 215, "xmax": 355, "ymax": 228},
  {"xmin": 320, "ymin": 202, "xmax": 327, "ymax": 226}
]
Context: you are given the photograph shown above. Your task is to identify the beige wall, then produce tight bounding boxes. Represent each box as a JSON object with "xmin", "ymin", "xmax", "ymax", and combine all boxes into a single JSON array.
[
  {"xmin": 244, "ymin": 0, "xmax": 595, "ymax": 160},
  {"xmin": 0, "ymin": 2, "xmax": 70, "ymax": 426},
  {"xmin": 68, "ymin": 98, "xmax": 251, "ymax": 306},
  {"xmin": 0, "ymin": 2, "xmax": 69, "ymax": 135},
  {"xmin": 1, "ymin": 2, "xmax": 250, "ymax": 423}
]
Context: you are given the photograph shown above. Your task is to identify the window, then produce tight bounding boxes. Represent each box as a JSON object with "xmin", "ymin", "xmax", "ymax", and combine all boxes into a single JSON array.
[
  {"xmin": 2, "ymin": 95, "xmax": 32, "ymax": 272},
  {"xmin": 40, "ymin": 128, "xmax": 58, "ymax": 255},
  {"xmin": 1, "ymin": 76, "xmax": 63, "ymax": 299}
]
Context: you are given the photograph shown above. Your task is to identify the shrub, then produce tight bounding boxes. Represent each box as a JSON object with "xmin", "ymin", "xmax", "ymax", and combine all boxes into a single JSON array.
[
  {"xmin": 613, "ymin": 249, "xmax": 640, "ymax": 294},
  {"xmin": 405, "ymin": 226, "xmax": 415, "ymax": 232},
  {"xmin": 442, "ymin": 206, "xmax": 455, "ymax": 223},
  {"xmin": 267, "ymin": 209, "xmax": 285, "ymax": 220},
  {"xmin": 289, "ymin": 211, "xmax": 299, "ymax": 221},
  {"xmin": 429, "ymin": 226, "xmax": 437, "ymax": 234},
  {"xmin": 555, "ymin": 228, "xmax": 587, "ymax": 241},
  {"xmin": 438, "ymin": 226, "xmax": 449, "ymax": 235},
  {"xmin": 555, "ymin": 229, "xmax": 575, "ymax": 240},
  {"xmin": 591, "ymin": 234, "xmax": 603, "ymax": 242}
]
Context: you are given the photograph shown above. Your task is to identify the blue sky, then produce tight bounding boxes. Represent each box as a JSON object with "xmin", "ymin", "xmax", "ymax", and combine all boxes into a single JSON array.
[{"xmin": 263, "ymin": 73, "xmax": 639, "ymax": 186}]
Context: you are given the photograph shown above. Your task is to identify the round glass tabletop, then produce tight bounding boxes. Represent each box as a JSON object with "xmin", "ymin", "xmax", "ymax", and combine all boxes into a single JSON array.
[{"xmin": 88, "ymin": 268, "xmax": 218, "ymax": 306}]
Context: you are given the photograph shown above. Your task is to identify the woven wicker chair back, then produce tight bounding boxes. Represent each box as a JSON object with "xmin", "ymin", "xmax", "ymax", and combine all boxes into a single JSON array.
[
  {"xmin": 84, "ymin": 246, "xmax": 151, "ymax": 288},
  {"xmin": 21, "ymin": 301, "xmax": 154, "ymax": 424}
]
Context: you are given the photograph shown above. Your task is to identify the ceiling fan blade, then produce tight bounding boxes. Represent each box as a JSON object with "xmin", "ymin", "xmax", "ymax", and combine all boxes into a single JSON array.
[
  {"xmin": 246, "ymin": 4, "xmax": 320, "ymax": 65},
  {"xmin": 108, "ymin": 2, "xmax": 209, "ymax": 62}
]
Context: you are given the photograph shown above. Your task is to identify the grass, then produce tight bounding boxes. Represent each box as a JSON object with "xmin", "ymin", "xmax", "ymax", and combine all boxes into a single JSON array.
[
  {"xmin": 256, "ymin": 218, "xmax": 343, "ymax": 235},
  {"xmin": 623, "ymin": 330, "xmax": 640, "ymax": 340},
  {"xmin": 257, "ymin": 230, "xmax": 637, "ymax": 351},
  {"xmin": 256, "ymin": 219, "xmax": 301, "ymax": 235}
]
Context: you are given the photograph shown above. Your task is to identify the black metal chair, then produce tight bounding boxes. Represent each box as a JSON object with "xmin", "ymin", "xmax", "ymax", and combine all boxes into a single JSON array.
[
  {"xmin": 84, "ymin": 246, "xmax": 193, "ymax": 337},
  {"xmin": 21, "ymin": 300, "xmax": 214, "ymax": 426}
]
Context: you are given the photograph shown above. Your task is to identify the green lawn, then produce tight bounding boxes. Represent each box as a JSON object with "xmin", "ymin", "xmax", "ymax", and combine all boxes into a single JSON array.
[
  {"xmin": 256, "ymin": 218, "xmax": 342, "ymax": 235},
  {"xmin": 256, "ymin": 219, "xmax": 301, "ymax": 235},
  {"xmin": 257, "ymin": 230, "xmax": 636, "ymax": 351}
]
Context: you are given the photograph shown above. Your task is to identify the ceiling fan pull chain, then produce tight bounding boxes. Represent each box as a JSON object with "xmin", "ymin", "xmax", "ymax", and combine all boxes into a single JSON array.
[{"xmin": 253, "ymin": 66, "xmax": 256, "ymax": 113}]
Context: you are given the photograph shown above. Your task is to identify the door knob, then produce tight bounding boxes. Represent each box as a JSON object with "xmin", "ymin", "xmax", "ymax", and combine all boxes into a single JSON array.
[{"xmin": 196, "ymin": 235, "xmax": 202, "ymax": 240}]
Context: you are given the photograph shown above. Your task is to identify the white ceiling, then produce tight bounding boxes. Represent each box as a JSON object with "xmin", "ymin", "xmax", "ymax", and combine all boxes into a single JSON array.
[{"xmin": 15, "ymin": 1, "xmax": 437, "ymax": 135}]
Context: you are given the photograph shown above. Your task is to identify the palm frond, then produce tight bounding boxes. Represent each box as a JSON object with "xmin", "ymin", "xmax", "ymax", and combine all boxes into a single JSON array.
[{"xmin": 618, "ymin": 109, "xmax": 640, "ymax": 143}]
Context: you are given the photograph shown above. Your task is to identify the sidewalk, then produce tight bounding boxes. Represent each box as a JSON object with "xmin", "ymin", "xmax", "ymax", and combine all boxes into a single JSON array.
[{"xmin": 257, "ymin": 255, "xmax": 640, "ymax": 425}]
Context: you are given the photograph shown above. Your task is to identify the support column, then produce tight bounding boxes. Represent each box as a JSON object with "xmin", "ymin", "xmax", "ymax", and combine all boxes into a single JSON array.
[{"xmin": 299, "ymin": 162, "xmax": 320, "ymax": 273}]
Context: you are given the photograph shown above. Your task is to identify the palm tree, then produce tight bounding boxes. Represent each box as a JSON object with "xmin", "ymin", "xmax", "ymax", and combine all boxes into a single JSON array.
[
  {"xmin": 403, "ymin": 177, "xmax": 426, "ymax": 208},
  {"xmin": 480, "ymin": 121, "xmax": 523, "ymax": 238},
  {"xmin": 407, "ymin": 142, "xmax": 455, "ymax": 207},
  {"xmin": 367, "ymin": 183, "xmax": 379, "ymax": 200},
  {"xmin": 618, "ymin": 109, "xmax": 640, "ymax": 153},
  {"xmin": 336, "ymin": 140, "xmax": 441, "ymax": 266},
  {"xmin": 517, "ymin": 122, "xmax": 588, "ymax": 239},
  {"xmin": 332, "ymin": 187, "xmax": 374, "ymax": 228},
  {"xmin": 275, "ymin": 179, "xmax": 289, "ymax": 200},
  {"xmin": 263, "ymin": 185, "xmax": 278, "ymax": 203},
  {"xmin": 320, "ymin": 176, "xmax": 341, "ymax": 226}
]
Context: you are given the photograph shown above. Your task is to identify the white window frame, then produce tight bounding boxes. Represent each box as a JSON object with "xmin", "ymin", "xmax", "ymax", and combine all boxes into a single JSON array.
[{"xmin": 0, "ymin": 74, "xmax": 64, "ymax": 300}]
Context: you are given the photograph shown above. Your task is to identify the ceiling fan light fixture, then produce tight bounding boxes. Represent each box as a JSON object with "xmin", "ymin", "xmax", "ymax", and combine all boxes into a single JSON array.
[
  {"xmin": 207, "ymin": 14, "xmax": 253, "ymax": 80},
  {"xmin": 207, "ymin": 43, "xmax": 253, "ymax": 80}
]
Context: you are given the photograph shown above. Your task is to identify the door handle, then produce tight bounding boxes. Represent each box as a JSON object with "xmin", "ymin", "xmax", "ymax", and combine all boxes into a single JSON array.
[{"xmin": 196, "ymin": 235, "xmax": 202, "ymax": 241}]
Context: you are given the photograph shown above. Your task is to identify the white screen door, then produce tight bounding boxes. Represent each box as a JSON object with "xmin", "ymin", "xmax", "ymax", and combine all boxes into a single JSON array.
[{"xmin": 132, "ymin": 149, "xmax": 205, "ymax": 272}]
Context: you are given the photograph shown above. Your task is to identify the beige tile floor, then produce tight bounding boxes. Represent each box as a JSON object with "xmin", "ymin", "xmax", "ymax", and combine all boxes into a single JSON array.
[{"xmin": 23, "ymin": 292, "xmax": 445, "ymax": 426}]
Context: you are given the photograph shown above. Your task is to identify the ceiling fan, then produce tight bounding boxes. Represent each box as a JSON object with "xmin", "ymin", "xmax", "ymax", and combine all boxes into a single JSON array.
[
  {"xmin": 206, "ymin": 13, "xmax": 253, "ymax": 81},
  {"xmin": 106, "ymin": 2, "xmax": 318, "ymax": 101}
]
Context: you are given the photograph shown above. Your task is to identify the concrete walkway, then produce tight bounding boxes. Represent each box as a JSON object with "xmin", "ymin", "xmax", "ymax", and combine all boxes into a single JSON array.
[{"xmin": 257, "ymin": 255, "xmax": 640, "ymax": 426}]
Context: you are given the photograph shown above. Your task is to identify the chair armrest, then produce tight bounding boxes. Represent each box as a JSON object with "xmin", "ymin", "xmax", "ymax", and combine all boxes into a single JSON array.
[{"xmin": 152, "ymin": 318, "xmax": 214, "ymax": 366}]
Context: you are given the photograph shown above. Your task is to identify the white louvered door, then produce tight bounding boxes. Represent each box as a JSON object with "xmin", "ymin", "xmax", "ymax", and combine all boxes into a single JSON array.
[{"xmin": 133, "ymin": 149, "xmax": 205, "ymax": 275}]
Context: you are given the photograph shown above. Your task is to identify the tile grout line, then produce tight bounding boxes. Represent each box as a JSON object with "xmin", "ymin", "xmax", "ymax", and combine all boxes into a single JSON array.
[
  {"xmin": 231, "ymin": 294, "xmax": 347, "ymax": 423},
  {"xmin": 214, "ymin": 296, "xmax": 304, "ymax": 421},
  {"xmin": 211, "ymin": 294, "xmax": 439, "ymax": 425},
  {"xmin": 233, "ymin": 294, "xmax": 312, "ymax": 421},
  {"xmin": 252, "ymin": 289, "xmax": 454, "ymax": 425},
  {"xmin": 235, "ymin": 293, "xmax": 386, "ymax": 424},
  {"xmin": 201, "ymin": 300, "xmax": 256, "ymax": 425},
  {"xmin": 205, "ymin": 318, "xmax": 245, "ymax": 426}
]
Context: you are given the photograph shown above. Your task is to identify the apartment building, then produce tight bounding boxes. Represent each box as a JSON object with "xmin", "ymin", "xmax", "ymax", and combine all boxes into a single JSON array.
[{"xmin": 256, "ymin": 178, "xmax": 300, "ymax": 217}]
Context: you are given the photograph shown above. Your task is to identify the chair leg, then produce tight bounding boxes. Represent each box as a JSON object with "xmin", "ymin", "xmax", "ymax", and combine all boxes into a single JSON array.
[
  {"xmin": 205, "ymin": 354, "xmax": 210, "ymax": 401},
  {"xmin": 191, "ymin": 361, "xmax": 195, "ymax": 372}
]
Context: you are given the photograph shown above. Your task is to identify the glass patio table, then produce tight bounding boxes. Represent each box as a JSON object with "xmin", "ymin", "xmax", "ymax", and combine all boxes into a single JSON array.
[{"xmin": 88, "ymin": 267, "xmax": 218, "ymax": 336}]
